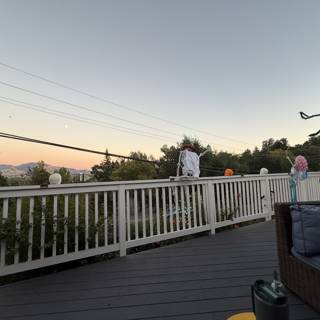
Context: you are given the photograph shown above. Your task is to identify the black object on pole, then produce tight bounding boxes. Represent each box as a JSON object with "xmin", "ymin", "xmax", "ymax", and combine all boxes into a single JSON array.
[
  {"xmin": 300, "ymin": 111, "xmax": 320, "ymax": 137},
  {"xmin": 251, "ymin": 271, "xmax": 289, "ymax": 320}
]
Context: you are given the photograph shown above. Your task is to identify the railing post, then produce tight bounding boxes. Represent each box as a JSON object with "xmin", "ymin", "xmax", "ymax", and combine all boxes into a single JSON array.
[
  {"xmin": 206, "ymin": 182, "xmax": 216, "ymax": 235},
  {"xmin": 0, "ymin": 199, "xmax": 8, "ymax": 267},
  {"xmin": 118, "ymin": 186, "xmax": 127, "ymax": 257},
  {"xmin": 261, "ymin": 177, "xmax": 272, "ymax": 221}
]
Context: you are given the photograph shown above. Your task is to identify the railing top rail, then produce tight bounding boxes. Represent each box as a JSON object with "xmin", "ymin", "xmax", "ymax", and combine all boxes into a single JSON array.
[{"xmin": 0, "ymin": 172, "xmax": 319, "ymax": 197}]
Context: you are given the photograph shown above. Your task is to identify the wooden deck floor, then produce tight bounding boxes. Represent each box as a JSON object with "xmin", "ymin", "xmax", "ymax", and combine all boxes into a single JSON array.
[{"xmin": 0, "ymin": 221, "xmax": 319, "ymax": 320}]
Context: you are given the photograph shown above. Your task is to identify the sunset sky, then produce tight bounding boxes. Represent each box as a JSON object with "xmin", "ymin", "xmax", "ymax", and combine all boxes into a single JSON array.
[{"xmin": 1, "ymin": 0, "xmax": 320, "ymax": 169}]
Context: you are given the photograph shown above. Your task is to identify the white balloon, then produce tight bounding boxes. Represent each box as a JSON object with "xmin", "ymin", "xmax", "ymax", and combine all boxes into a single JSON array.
[{"xmin": 49, "ymin": 173, "xmax": 62, "ymax": 185}]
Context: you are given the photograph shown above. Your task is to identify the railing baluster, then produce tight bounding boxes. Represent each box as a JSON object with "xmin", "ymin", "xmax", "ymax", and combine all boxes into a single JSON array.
[
  {"xmin": 233, "ymin": 182, "xmax": 239, "ymax": 218},
  {"xmin": 278, "ymin": 178, "xmax": 284, "ymax": 202},
  {"xmin": 64, "ymin": 195, "xmax": 69, "ymax": 253},
  {"xmin": 225, "ymin": 183, "xmax": 230, "ymax": 220},
  {"xmin": 85, "ymin": 193, "xmax": 89, "ymax": 250},
  {"xmin": 314, "ymin": 177, "xmax": 319, "ymax": 200},
  {"xmin": 141, "ymin": 189, "xmax": 146, "ymax": 238},
  {"xmin": 245, "ymin": 181, "xmax": 249, "ymax": 216},
  {"xmin": 308, "ymin": 178, "xmax": 314, "ymax": 200},
  {"xmin": 103, "ymin": 192, "xmax": 108, "ymax": 246},
  {"xmin": 185, "ymin": 186, "xmax": 191, "ymax": 228},
  {"xmin": 148, "ymin": 189, "xmax": 153, "ymax": 236},
  {"xmin": 313, "ymin": 177, "xmax": 317, "ymax": 200},
  {"xmin": 202, "ymin": 184, "xmax": 208, "ymax": 224},
  {"xmin": 269, "ymin": 179, "xmax": 275, "ymax": 210},
  {"xmin": 156, "ymin": 188, "xmax": 160, "ymax": 235},
  {"xmin": 134, "ymin": 190, "xmax": 138, "ymax": 239},
  {"xmin": 241, "ymin": 181, "xmax": 246, "ymax": 216},
  {"xmin": 53, "ymin": 196, "xmax": 58, "ymax": 256},
  {"xmin": 113, "ymin": 191, "xmax": 117, "ymax": 244},
  {"xmin": 126, "ymin": 190, "xmax": 131, "ymax": 241},
  {"xmin": 169, "ymin": 187, "xmax": 173, "ymax": 232},
  {"xmin": 162, "ymin": 187, "xmax": 167, "ymax": 234},
  {"xmin": 197, "ymin": 184, "xmax": 203, "ymax": 227},
  {"xmin": 237, "ymin": 182, "xmax": 243, "ymax": 217},
  {"xmin": 229, "ymin": 182, "xmax": 234, "ymax": 216},
  {"xmin": 0, "ymin": 199, "xmax": 8, "ymax": 267},
  {"xmin": 210, "ymin": 182, "xmax": 217, "ymax": 233},
  {"xmin": 28, "ymin": 197, "xmax": 34, "ymax": 261},
  {"xmin": 14, "ymin": 198, "xmax": 21, "ymax": 264},
  {"xmin": 75, "ymin": 194, "xmax": 79, "ymax": 252},
  {"xmin": 249, "ymin": 181, "xmax": 254, "ymax": 215},
  {"xmin": 221, "ymin": 183, "xmax": 226, "ymax": 221},
  {"xmin": 283, "ymin": 178, "xmax": 288, "ymax": 201},
  {"xmin": 192, "ymin": 185, "xmax": 197, "ymax": 227},
  {"xmin": 274, "ymin": 179, "xmax": 280, "ymax": 203},
  {"xmin": 244, "ymin": 181, "xmax": 250, "ymax": 215},
  {"xmin": 256, "ymin": 181, "xmax": 262, "ymax": 214},
  {"xmin": 312, "ymin": 178, "xmax": 317, "ymax": 200},
  {"xmin": 283, "ymin": 178, "xmax": 288, "ymax": 202},
  {"xmin": 94, "ymin": 193, "xmax": 98, "ymax": 248},
  {"xmin": 174, "ymin": 186, "xmax": 180, "ymax": 231},
  {"xmin": 40, "ymin": 197, "xmax": 46, "ymax": 259},
  {"xmin": 212, "ymin": 184, "xmax": 218, "ymax": 223},
  {"xmin": 180, "ymin": 186, "xmax": 186, "ymax": 229},
  {"xmin": 284, "ymin": 178, "xmax": 289, "ymax": 202},
  {"xmin": 253, "ymin": 180, "xmax": 258, "ymax": 215}
]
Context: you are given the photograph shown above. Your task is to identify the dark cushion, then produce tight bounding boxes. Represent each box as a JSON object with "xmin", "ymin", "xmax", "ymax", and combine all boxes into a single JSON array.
[
  {"xmin": 290, "ymin": 204, "xmax": 320, "ymax": 256},
  {"xmin": 292, "ymin": 248, "xmax": 320, "ymax": 270}
]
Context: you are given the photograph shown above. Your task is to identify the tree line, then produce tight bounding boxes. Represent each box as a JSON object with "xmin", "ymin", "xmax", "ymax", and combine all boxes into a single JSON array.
[{"xmin": 1, "ymin": 135, "xmax": 320, "ymax": 186}]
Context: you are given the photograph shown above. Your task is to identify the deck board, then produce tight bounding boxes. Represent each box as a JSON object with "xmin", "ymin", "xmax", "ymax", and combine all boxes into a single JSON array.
[{"xmin": 0, "ymin": 221, "xmax": 319, "ymax": 320}]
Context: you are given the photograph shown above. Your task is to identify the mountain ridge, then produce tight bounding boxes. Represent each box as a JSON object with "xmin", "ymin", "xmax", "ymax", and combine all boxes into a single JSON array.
[{"xmin": 0, "ymin": 162, "xmax": 89, "ymax": 177}]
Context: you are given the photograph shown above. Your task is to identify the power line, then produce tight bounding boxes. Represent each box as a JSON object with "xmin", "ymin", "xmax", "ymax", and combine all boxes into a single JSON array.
[
  {"xmin": 0, "ymin": 132, "xmax": 159, "ymax": 164},
  {"xmin": 0, "ymin": 95, "xmax": 248, "ymax": 152},
  {"xmin": 0, "ymin": 82, "xmax": 246, "ymax": 152},
  {"xmin": 0, "ymin": 61, "xmax": 256, "ymax": 147},
  {"xmin": 0, "ymin": 96, "xmax": 177, "ymax": 142},
  {"xmin": 0, "ymin": 132, "xmax": 252, "ymax": 175},
  {"xmin": 0, "ymin": 80, "xmax": 183, "ymax": 138}
]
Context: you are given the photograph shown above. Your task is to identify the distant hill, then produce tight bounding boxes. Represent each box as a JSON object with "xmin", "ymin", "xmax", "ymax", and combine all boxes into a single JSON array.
[{"xmin": 0, "ymin": 162, "xmax": 89, "ymax": 177}]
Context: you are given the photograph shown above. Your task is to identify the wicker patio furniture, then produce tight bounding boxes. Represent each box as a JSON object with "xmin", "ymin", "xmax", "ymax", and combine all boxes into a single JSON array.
[{"xmin": 275, "ymin": 202, "xmax": 320, "ymax": 312}]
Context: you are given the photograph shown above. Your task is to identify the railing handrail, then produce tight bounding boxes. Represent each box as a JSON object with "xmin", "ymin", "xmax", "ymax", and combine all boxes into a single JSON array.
[{"xmin": 1, "ymin": 171, "xmax": 316, "ymax": 194}]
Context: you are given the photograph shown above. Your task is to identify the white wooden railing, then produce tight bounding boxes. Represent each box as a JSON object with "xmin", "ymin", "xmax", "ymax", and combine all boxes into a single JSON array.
[{"xmin": 1, "ymin": 172, "xmax": 320, "ymax": 276}]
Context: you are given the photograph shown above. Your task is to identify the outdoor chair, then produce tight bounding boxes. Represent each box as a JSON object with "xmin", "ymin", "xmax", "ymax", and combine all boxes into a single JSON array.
[{"xmin": 275, "ymin": 202, "xmax": 320, "ymax": 312}]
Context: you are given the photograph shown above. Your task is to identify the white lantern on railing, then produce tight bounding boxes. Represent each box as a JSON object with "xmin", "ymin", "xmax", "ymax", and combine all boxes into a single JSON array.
[
  {"xmin": 260, "ymin": 168, "xmax": 269, "ymax": 175},
  {"xmin": 49, "ymin": 173, "xmax": 62, "ymax": 185}
]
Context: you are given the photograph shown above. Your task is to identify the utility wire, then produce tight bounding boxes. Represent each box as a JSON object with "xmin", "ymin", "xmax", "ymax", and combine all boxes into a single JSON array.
[
  {"xmin": 0, "ymin": 132, "xmax": 158, "ymax": 164},
  {"xmin": 0, "ymin": 96, "xmax": 176, "ymax": 142},
  {"xmin": 0, "ymin": 61, "xmax": 255, "ymax": 147},
  {"xmin": 0, "ymin": 80, "xmax": 182, "ymax": 138},
  {"xmin": 0, "ymin": 80, "xmax": 246, "ymax": 151},
  {"xmin": 0, "ymin": 89, "xmax": 246, "ymax": 152},
  {"xmin": 0, "ymin": 132, "xmax": 252, "ymax": 174}
]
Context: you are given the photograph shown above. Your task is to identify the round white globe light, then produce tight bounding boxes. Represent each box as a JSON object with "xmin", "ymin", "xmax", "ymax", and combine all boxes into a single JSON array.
[
  {"xmin": 260, "ymin": 168, "xmax": 269, "ymax": 175},
  {"xmin": 49, "ymin": 173, "xmax": 62, "ymax": 185}
]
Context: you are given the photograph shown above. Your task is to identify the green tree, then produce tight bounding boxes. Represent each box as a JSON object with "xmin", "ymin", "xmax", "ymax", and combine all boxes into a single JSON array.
[
  {"xmin": 0, "ymin": 172, "xmax": 8, "ymax": 186},
  {"xmin": 111, "ymin": 152, "xmax": 157, "ymax": 181},
  {"xmin": 58, "ymin": 167, "xmax": 72, "ymax": 184},
  {"xmin": 29, "ymin": 161, "xmax": 50, "ymax": 185},
  {"xmin": 91, "ymin": 150, "xmax": 119, "ymax": 181}
]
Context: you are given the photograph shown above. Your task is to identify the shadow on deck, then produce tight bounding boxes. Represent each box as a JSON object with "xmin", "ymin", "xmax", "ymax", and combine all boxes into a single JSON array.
[{"xmin": 0, "ymin": 221, "xmax": 319, "ymax": 320}]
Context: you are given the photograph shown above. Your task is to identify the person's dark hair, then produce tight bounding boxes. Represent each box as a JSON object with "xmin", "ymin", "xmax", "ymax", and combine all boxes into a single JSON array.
[{"xmin": 182, "ymin": 143, "xmax": 193, "ymax": 150}]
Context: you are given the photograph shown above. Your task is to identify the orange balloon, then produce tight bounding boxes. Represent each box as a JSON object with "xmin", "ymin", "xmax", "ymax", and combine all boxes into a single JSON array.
[{"xmin": 224, "ymin": 168, "xmax": 234, "ymax": 176}]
